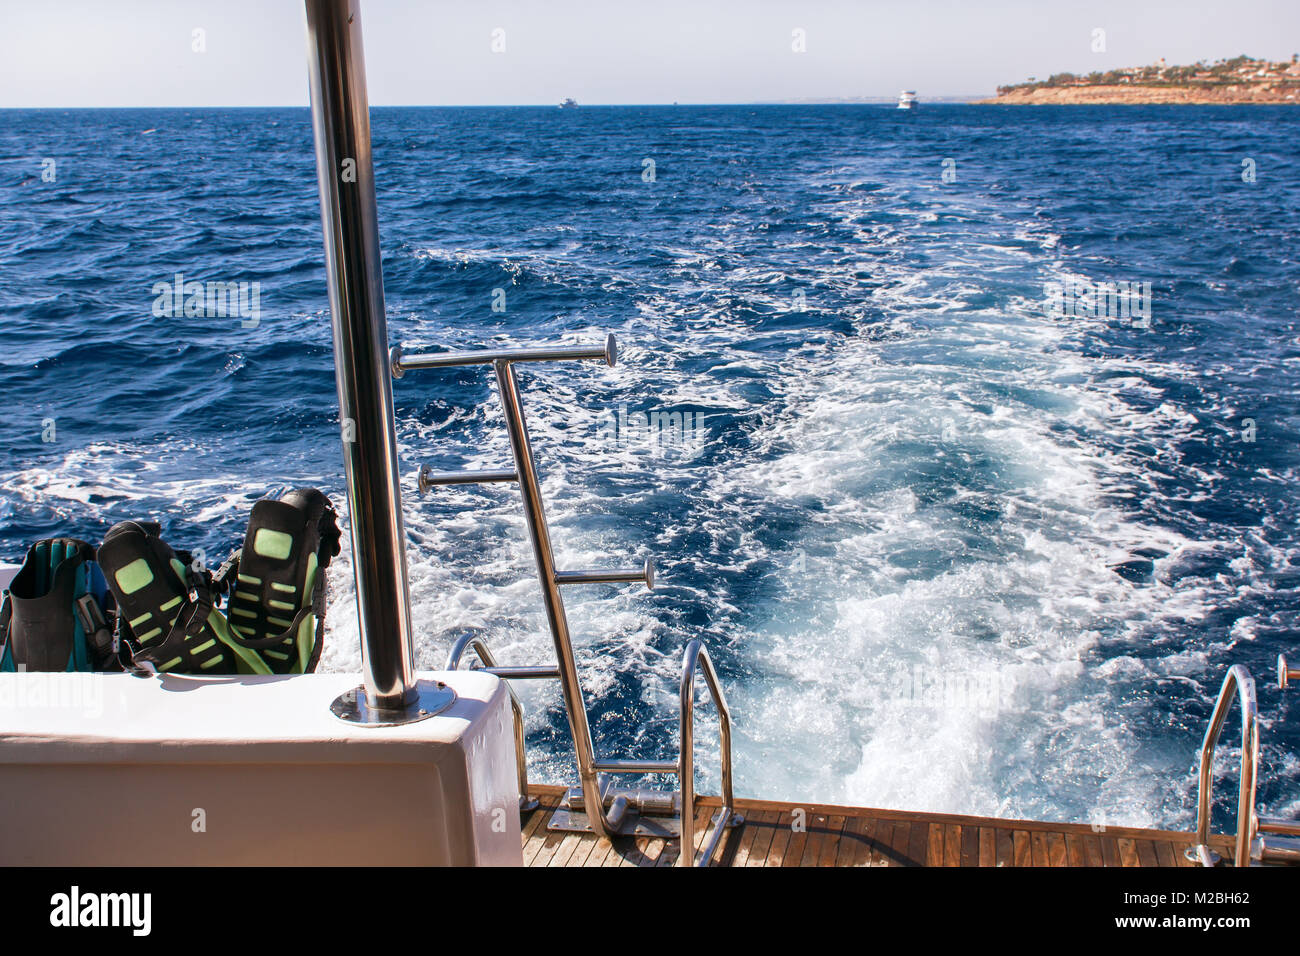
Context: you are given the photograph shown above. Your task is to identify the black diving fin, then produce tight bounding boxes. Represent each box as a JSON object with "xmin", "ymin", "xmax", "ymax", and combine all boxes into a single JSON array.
[{"xmin": 219, "ymin": 488, "xmax": 341, "ymax": 674}]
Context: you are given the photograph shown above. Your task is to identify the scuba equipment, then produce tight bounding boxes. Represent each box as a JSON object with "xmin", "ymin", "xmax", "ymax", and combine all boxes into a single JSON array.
[
  {"xmin": 0, "ymin": 538, "xmax": 117, "ymax": 672},
  {"xmin": 217, "ymin": 488, "xmax": 341, "ymax": 675},
  {"xmin": 4, "ymin": 488, "xmax": 339, "ymax": 677},
  {"xmin": 96, "ymin": 521, "xmax": 263, "ymax": 675},
  {"xmin": 97, "ymin": 489, "xmax": 340, "ymax": 676}
]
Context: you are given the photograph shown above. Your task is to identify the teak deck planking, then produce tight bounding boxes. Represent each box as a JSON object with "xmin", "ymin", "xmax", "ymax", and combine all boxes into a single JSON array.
[{"xmin": 519, "ymin": 785, "xmax": 1232, "ymax": 867}]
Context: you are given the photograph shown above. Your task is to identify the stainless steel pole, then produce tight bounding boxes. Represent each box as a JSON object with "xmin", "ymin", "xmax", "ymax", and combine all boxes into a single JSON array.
[{"xmin": 305, "ymin": 0, "xmax": 434, "ymax": 718}]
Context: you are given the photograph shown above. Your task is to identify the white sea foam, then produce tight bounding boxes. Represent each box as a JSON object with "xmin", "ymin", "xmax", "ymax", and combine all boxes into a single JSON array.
[{"xmin": 406, "ymin": 213, "xmax": 1235, "ymax": 829}]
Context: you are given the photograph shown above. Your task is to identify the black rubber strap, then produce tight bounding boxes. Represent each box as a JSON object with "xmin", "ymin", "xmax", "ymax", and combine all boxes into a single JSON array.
[
  {"xmin": 125, "ymin": 583, "xmax": 216, "ymax": 672},
  {"xmin": 0, "ymin": 595, "xmax": 11, "ymax": 666}
]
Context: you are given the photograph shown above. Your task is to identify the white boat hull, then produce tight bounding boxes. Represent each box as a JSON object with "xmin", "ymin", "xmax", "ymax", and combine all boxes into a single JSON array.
[{"xmin": 0, "ymin": 669, "xmax": 522, "ymax": 865}]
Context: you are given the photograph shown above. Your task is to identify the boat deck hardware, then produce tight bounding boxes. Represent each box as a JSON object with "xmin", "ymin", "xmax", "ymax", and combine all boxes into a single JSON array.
[
  {"xmin": 1186, "ymin": 665, "xmax": 1257, "ymax": 866},
  {"xmin": 1186, "ymin": 657, "xmax": 1300, "ymax": 866},
  {"xmin": 306, "ymin": 0, "xmax": 445, "ymax": 724},
  {"xmin": 400, "ymin": 335, "xmax": 738, "ymax": 863}
]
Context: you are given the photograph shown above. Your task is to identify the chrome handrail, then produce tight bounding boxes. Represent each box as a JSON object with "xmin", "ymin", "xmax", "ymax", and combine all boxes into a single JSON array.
[
  {"xmin": 446, "ymin": 634, "xmax": 537, "ymax": 811},
  {"xmin": 408, "ymin": 333, "xmax": 737, "ymax": 850},
  {"xmin": 678, "ymin": 639, "xmax": 739, "ymax": 867},
  {"xmin": 401, "ymin": 334, "xmax": 651, "ymax": 839},
  {"xmin": 491, "ymin": 356, "xmax": 623, "ymax": 837},
  {"xmin": 1188, "ymin": 665, "xmax": 1259, "ymax": 867}
]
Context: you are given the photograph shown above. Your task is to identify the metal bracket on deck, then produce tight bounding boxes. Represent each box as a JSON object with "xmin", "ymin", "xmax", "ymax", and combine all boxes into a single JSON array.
[
  {"xmin": 549, "ymin": 783, "xmax": 683, "ymax": 837},
  {"xmin": 545, "ymin": 783, "xmax": 741, "ymax": 842},
  {"xmin": 329, "ymin": 679, "xmax": 456, "ymax": 727}
]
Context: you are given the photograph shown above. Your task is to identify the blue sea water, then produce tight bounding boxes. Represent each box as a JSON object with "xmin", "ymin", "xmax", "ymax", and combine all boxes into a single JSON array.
[{"xmin": 1, "ymin": 104, "xmax": 1298, "ymax": 832}]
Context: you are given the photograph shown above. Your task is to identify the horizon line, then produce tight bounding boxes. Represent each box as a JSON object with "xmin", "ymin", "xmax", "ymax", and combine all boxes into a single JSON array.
[{"xmin": 1, "ymin": 98, "xmax": 999, "ymax": 110}]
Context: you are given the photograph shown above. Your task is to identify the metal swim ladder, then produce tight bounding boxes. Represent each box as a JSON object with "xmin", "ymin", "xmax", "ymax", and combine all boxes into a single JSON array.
[
  {"xmin": 1187, "ymin": 656, "xmax": 1300, "ymax": 866},
  {"xmin": 390, "ymin": 333, "xmax": 741, "ymax": 865}
]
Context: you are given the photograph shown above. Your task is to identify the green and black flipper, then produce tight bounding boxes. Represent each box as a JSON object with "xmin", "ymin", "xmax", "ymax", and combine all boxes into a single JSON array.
[
  {"xmin": 0, "ymin": 538, "xmax": 117, "ymax": 672},
  {"xmin": 220, "ymin": 488, "xmax": 340, "ymax": 674},
  {"xmin": 97, "ymin": 521, "xmax": 267, "ymax": 676}
]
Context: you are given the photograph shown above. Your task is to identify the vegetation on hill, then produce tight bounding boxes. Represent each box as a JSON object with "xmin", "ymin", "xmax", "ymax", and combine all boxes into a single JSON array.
[{"xmin": 996, "ymin": 55, "xmax": 1300, "ymax": 97}]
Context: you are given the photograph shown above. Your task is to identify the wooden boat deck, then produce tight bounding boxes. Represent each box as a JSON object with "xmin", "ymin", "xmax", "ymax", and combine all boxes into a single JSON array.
[{"xmin": 521, "ymin": 785, "xmax": 1231, "ymax": 867}]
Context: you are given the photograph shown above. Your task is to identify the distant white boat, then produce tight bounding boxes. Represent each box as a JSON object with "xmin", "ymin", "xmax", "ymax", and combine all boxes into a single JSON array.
[
  {"xmin": 559, "ymin": 97, "xmax": 579, "ymax": 109},
  {"xmin": 897, "ymin": 90, "xmax": 918, "ymax": 110}
]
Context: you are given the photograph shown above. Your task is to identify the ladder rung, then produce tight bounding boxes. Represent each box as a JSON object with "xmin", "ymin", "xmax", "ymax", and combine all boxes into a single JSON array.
[
  {"xmin": 555, "ymin": 558, "xmax": 654, "ymax": 590},
  {"xmin": 480, "ymin": 665, "xmax": 561, "ymax": 680},
  {"xmin": 418, "ymin": 465, "xmax": 517, "ymax": 492},
  {"xmin": 1258, "ymin": 817, "xmax": 1300, "ymax": 836},
  {"xmin": 593, "ymin": 759, "xmax": 679, "ymax": 774},
  {"xmin": 391, "ymin": 335, "xmax": 616, "ymax": 377}
]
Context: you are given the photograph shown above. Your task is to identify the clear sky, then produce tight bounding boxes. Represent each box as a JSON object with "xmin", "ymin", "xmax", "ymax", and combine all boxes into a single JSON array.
[{"xmin": 2, "ymin": 0, "xmax": 1298, "ymax": 107}]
